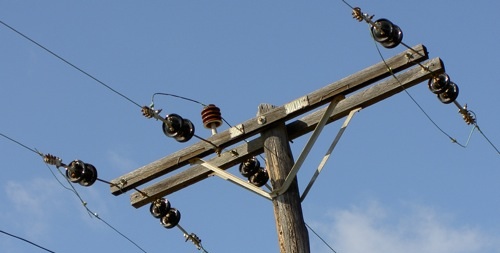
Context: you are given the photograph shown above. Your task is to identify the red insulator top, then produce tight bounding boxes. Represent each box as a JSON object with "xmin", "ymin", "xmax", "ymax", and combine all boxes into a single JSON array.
[{"xmin": 201, "ymin": 104, "xmax": 222, "ymax": 129}]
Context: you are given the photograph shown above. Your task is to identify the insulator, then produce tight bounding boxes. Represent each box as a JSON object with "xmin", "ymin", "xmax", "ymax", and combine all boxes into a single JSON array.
[
  {"xmin": 174, "ymin": 118, "xmax": 195, "ymax": 143},
  {"xmin": 239, "ymin": 157, "xmax": 260, "ymax": 178},
  {"xmin": 437, "ymin": 82, "xmax": 459, "ymax": 104},
  {"xmin": 201, "ymin": 104, "xmax": 223, "ymax": 134},
  {"xmin": 66, "ymin": 160, "xmax": 98, "ymax": 187},
  {"xmin": 162, "ymin": 114, "xmax": 195, "ymax": 142},
  {"xmin": 428, "ymin": 74, "xmax": 451, "ymax": 94},
  {"xmin": 160, "ymin": 208, "xmax": 181, "ymax": 229},
  {"xmin": 150, "ymin": 198, "xmax": 171, "ymax": 219},
  {"xmin": 162, "ymin": 114, "xmax": 184, "ymax": 137},
  {"xmin": 249, "ymin": 168, "xmax": 269, "ymax": 187},
  {"xmin": 43, "ymin": 154, "xmax": 62, "ymax": 167},
  {"xmin": 371, "ymin": 18, "xmax": 403, "ymax": 48}
]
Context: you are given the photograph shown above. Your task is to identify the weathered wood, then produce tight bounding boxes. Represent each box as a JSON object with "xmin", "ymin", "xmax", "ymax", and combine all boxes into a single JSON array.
[
  {"xmin": 129, "ymin": 57, "xmax": 445, "ymax": 208},
  {"xmin": 259, "ymin": 104, "xmax": 309, "ymax": 253},
  {"xmin": 111, "ymin": 44, "xmax": 429, "ymax": 195}
]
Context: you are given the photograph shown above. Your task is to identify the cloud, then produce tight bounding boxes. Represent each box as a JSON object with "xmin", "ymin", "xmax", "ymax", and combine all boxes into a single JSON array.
[
  {"xmin": 3, "ymin": 178, "xmax": 63, "ymax": 239},
  {"xmin": 106, "ymin": 150, "xmax": 138, "ymax": 173},
  {"xmin": 309, "ymin": 201, "xmax": 500, "ymax": 253}
]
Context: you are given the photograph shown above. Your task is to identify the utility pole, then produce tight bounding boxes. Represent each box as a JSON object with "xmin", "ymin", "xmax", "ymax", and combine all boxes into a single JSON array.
[
  {"xmin": 259, "ymin": 103, "xmax": 310, "ymax": 253},
  {"xmin": 110, "ymin": 44, "xmax": 444, "ymax": 253}
]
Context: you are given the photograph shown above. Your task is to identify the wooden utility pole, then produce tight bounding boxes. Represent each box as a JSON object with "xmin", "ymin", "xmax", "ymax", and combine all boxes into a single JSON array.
[
  {"xmin": 259, "ymin": 104, "xmax": 310, "ymax": 253},
  {"xmin": 110, "ymin": 44, "xmax": 445, "ymax": 253}
]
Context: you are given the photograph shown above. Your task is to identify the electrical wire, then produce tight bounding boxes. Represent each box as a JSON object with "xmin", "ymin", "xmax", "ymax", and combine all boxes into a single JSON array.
[
  {"xmin": 0, "ymin": 19, "xmax": 142, "ymax": 108},
  {"xmin": 370, "ymin": 28, "xmax": 500, "ymax": 153},
  {"xmin": 54, "ymin": 166, "xmax": 150, "ymax": 253},
  {"xmin": 0, "ymin": 132, "xmax": 150, "ymax": 252},
  {"xmin": 0, "ymin": 229, "xmax": 57, "ymax": 253},
  {"xmin": 305, "ymin": 222, "xmax": 337, "ymax": 253},
  {"xmin": 0, "ymin": 133, "xmax": 43, "ymax": 156}
]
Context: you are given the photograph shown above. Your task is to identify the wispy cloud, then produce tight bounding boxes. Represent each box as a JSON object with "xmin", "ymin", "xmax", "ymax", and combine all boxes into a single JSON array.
[
  {"xmin": 3, "ymin": 178, "xmax": 63, "ymax": 240},
  {"xmin": 309, "ymin": 201, "xmax": 500, "ymax": 253},
  {"xmin": 106, "ymin": 150, "xmax": 138, "ymax": 173}
]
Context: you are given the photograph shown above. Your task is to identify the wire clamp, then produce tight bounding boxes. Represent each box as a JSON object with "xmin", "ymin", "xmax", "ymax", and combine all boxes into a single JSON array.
[
  {"xmin": 458, "ymin": 104, "xmax": 476, "ymax": 125},
  {"xmin": 141, "ymin": 106, "xmax": 162, "ymax": 119},
  {"xmin": 43, "ymin": 153, "xmax": 64, "ymax": 167},
  {"xmin": 352, "ymin": 7, "xmax": 374, "ymax": 24},
  {"xmin": 184, "ymin": 233, "xmax": 203, "ymax": 250}
]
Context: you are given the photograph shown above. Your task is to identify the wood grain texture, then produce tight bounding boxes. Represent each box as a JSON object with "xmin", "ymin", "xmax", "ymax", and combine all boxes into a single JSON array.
[
  {"xmin": 129, "ymin": 57, "xmax": 444, "ymax": 208},
  {"xmin": 111, "ymin": 44, "xmax": 429, "ymax": 196}
]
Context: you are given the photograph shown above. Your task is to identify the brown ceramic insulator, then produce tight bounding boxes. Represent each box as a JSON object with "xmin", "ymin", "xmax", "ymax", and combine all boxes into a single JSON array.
[{"xmin": 201, "ymin": 104, "xmax": 222, "ymax": 129}]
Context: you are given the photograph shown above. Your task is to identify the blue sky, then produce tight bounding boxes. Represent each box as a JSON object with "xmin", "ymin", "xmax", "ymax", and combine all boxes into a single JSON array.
[{"xmin": 1, "ymin": 1, "xmax": 499, "ymax": 253}]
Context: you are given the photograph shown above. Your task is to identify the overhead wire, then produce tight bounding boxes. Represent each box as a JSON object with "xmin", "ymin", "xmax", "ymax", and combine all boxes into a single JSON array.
[
  {"xmin": 337, "ymin": 0, "xmax": 499, "ymax": 154},
  {"xmin": 0, "ymin": 132, "xmax": 150, "ymax": 253},
  {"xmin": 0, "ymin": 19, "xmax": 142, "ymax": 109},
  {"xmin": 0, "ymin": 229, "xmax": 57, "ymax": 253}
]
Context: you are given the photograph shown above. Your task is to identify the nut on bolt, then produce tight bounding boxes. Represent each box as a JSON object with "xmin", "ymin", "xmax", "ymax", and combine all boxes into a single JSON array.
[{"xmin": 257, "ymin": 116, "xmax": 266, "ymax": 125}]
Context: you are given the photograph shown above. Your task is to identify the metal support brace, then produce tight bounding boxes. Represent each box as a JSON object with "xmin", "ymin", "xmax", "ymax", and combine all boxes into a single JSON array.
[
  {"xmin": 190, "ymin": 158, "xmax": 273, "ymax": 200},
  {"xmin": 300, "ymin": 108, "xmax": 361, "ymax": 202},
  {"xmin": 272, "ymin": 97, "xmax": 342, "ymax": 196}
]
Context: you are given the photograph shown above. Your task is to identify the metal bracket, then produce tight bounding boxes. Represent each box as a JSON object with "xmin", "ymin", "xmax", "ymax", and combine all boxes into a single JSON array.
[
  {"xmin": 271, "ymin": 97, "xmax": 343, "ymax": 196},
  {"xmin": 300, "ymin": 107, "xmax": 361, "ymax": 202},
  {"xmin": 190, "ymin": 158, "xmax": 273, "ymax": 200}
]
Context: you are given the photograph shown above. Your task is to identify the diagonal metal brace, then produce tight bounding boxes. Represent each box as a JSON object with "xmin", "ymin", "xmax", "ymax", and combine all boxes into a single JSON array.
[
  {"xmin": 190, "ymin": 158, "xmax": 274, "ymax": 200},
  {"xmin": 300, "ymin": 107, "xmax": 361, "ymax": 202},
  {"xmin": 272, "ymin": 97, "xmax": 342, "ymax": 196}
]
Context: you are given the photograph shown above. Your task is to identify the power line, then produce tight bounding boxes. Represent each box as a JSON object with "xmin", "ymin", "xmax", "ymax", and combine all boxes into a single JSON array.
[
  {"xmin": 0, "ymin": 19, "xmax": 142, "ymax": 109},
  {"xmin": 369, "ymin": 25, "xmax": 499, "ymax": 154},
  {"xmin": 0, "ymin": 133, "xmax": 42, "ymax": 156},
  {"xmin": 0, "ymin": 132, "xmax": 150, "ymax": 252},
  {"xmin": 0, "ymin": 229, "xmax": 57, "ymax": 253}
]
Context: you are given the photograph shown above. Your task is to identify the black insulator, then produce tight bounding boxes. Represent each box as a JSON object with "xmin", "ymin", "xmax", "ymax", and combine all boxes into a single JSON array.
[
  {"xmin": 249, "ymin": 168, "xmax": 269, "ymax": 187},
  {"xmin": 174, "ymin": 118, "xmax": 195, "ymax": 143},
  {"xmin": 162, "ymin": 114, "xmax": 195, "ymax": 143},
  {"xmin": 201, "ymin": 104, "xmax": 223, "ymax": 129},
  {"xmin": 150, "ymin": 198, "xmax": 171, "ymax": 219},
  {"xmin": 162, "ymin": 114, "xmax": 184, "ymax": 138},
  {"xmin": 160, "ymin": 208, "xmax": 181, "ymax": 229},
  {"xmin": 428, "ymin": 74, "xmax": 451, "ymax": 94},
  {"xmin": 66, "ymin": 160, "xmax": 98, "ymax": 187},
  {"xmin": 438, "ymin": 82, "xmax": 459, "ymax": 104},
  {"xmin": 371, "ymin": 18, "xmax": 403, "ymax": 48},
  {"xmin": 239, "ymin": 157, "xmax": 260, "ymax": 178}
]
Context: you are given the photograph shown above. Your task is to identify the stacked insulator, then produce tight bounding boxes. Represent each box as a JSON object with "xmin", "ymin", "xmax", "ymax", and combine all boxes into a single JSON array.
[
  {"xmin": 239, "ymin": 157, "xmax": 269, "ymax": 187},
  {"xmin": 162, "ymin": 113, "xmax": 195, "ymax": 143},
  {"xmin": 201, "ymin": 104, "xmax": 222, "ymax": 135},
  {"xmin": 43, "ymin": 154, "xmax": 97, "ymax": 187},
  {"xmin": 371, "ymin": 18, "xmax": 403, "ymax": 48},
  {"xmin": 150, "ymin": 198, "xmax": 181, "ymax": 229},
  {"xmin": 428, "ymin": 73, "xmax": 459, "ymax": 104},
  {"xmin": 66, "ymin": 160, "xmax": 98, "ymax": 187}
]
